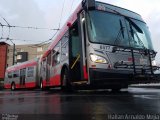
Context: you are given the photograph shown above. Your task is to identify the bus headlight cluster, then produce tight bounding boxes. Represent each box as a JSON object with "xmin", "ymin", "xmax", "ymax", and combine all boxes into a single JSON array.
[{"xmin": 90, "ymin": 54, "xmax": 107, "ymax": 64}]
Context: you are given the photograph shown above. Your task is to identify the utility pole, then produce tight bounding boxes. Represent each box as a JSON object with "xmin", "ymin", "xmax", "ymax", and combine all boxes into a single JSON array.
[
  {"xmin": 7, "ymin": 38, "xmax": 15, "ymax": 65},
  {"xmin": 2, "ymin": 17, "xmax": 16, "ymax": 65}
]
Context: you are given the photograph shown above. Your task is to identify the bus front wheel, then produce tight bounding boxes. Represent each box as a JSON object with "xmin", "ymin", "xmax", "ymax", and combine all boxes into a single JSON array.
[{"xmin": 61, "ymin": 69, "xmax": 72, "ymax": 92}]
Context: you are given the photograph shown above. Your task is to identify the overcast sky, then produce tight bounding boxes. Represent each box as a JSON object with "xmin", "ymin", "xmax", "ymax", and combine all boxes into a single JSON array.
[{"xmin": 0, "ymin": 0, "xmax": 160, "ymax": 62}]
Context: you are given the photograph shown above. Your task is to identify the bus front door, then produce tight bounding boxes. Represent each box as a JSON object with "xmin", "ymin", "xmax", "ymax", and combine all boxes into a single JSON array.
[{"xmin": 69, "ymin": 21, "xmax": 85, "ymax": 83}]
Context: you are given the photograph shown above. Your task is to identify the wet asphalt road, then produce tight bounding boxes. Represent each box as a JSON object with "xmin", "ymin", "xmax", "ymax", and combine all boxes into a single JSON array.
[{"xmin": 0, "ymin": 87, "xmax": 160, "ymax": 120}]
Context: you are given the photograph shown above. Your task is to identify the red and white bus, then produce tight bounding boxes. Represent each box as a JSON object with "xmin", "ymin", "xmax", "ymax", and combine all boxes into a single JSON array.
[
  {"xmin": 39, "ymin": 0, "xmax": 160, "ymax": 91},
  {"xmin": 4, "ymin": 59, "xmax": 39, "ymax": 90},
  {"xmin": 4, "ymin": 0, "xmax": 160, "ymax": 91}
]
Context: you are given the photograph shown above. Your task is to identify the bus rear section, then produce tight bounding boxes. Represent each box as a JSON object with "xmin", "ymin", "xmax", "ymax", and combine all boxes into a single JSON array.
[{"xmin": 4, "ymin": 59, "xmax": 39, "ymax": 90}]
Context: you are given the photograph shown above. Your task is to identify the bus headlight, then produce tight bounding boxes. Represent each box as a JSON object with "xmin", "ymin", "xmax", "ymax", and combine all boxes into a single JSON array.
[
  {"xmin": 152, "ymin": 60, "xmax": 157, "ymax": 66},
  {"xmin": 90, "ymin": 54, "xmax": 107, "ymax": 64}
]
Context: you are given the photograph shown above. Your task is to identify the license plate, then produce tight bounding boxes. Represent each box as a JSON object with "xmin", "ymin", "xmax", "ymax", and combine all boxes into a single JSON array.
[{"xmin": 140, "ymin": 58, "xmax": 148, "ymax": 65}]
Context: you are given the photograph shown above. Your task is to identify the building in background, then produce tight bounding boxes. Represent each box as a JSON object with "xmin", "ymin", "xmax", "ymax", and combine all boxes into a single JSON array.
[
  {"xmin": 0, "ymin": 42, "xmax": 9, "ymax": 88},
  {"xmin": 7, "ymin": 43, "xmax": 49, "ymax": 67},
  {"xmin": 0, "ymin": 42, "xmax": 49, "ymax": 89}
]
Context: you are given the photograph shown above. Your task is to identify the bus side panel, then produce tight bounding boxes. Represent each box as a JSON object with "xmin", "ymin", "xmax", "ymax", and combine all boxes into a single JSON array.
[
  {"xmin": 25, "ymin": 82, "xmax": 36, "ymax": 88},
  {"xmin": 49, "ymin": 75, "xmax": 61, "ymax": 86},
  {"xmin": 4, "ymin": 72, "xmax": 10, "ymax": 89},
  {"xmin": 25, "ymin": 65, "xmax": 37, "ymax": 88}
]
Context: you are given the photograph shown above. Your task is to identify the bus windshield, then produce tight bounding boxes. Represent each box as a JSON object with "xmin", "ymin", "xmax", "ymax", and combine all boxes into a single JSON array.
[{"xmin": 87, "ymin": 10, "xmax": 154, "ymax": 50}]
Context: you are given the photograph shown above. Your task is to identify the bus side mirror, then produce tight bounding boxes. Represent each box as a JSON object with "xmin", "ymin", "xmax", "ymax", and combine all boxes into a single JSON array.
[{"xmin": 82, "ymin": 0, "xmax": 95, "ymax": 10}]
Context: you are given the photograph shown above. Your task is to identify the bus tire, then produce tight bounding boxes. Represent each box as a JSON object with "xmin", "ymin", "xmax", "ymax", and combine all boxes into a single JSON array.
[
  {"xmin": 11, "ymin": 82, "xmax": 16, "ymax": 91},
  {"xmin": 61, "ymin": 68, "xmax": 72, "ymax": 92}
]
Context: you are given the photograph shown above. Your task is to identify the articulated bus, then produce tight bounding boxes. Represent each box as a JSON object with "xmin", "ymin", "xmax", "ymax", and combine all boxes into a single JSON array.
[
  {"xmin": 4, "ymin": 0, "xmax": 160, "ymax": 91},
  {"xmin": 39, "ymin": 0, "xmax": 160, "ymax": 91},
  {"xmin": 4, "ymin": 59, "xmax": 39, "ymax": 90}
]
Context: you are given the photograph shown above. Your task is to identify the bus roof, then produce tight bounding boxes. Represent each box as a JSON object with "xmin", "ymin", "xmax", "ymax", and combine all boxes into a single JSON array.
[
  {"xmin": 46, "ymin": 0, "xmax": 143, "ymax": 54},
  {"xmin": 6, "ymin": 58, "xmax": 39, "ymax": 72}
]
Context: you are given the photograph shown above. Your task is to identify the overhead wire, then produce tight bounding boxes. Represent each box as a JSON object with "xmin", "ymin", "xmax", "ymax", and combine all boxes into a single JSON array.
[
  {"xmin": 0, "ymin": 15, "xmax": 12, "ymax": 44},
  {"xmin": 0, "ymin": 0, "xmax": 67, "ymax": 46},
  {"xmin": 0, "ymin": 24, "xmax": 60, "ymax": 31},
  {"xmin": 29, "ymin": 0, "xmax": 66, "ymax": 47},
  {"xmin": 58, "ymin": 0, "xmax": 66, "ymax": 29},
  {"xmin": 69, "ymin": 0, "xmax": 75, "ymax": 17},
  {"xmin": 28, "ymin": 29, "xmax": 59, "ymax": 47},
  {"xmin": 0, "ymin": 37, "xmax": 44, "ymax": 43}
]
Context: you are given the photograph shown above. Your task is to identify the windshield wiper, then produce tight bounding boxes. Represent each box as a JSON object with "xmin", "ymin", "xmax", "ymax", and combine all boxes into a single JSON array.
[
  {"xmin": 114, "ymin": 19, "xmax": 125, "ymax": 45},
  {"xmin": 125, "ymin": 17, "xmax": 143, "ymax": 33},
  {"xmin": 126, "ymin": 17, "xmax": 146, "ymax": 49}
]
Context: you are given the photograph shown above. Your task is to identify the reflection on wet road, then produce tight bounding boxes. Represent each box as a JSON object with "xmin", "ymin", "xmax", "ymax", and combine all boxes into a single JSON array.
[{"xmin": 0, "ymin": 87, "xmax": 160, "ymax": 120}]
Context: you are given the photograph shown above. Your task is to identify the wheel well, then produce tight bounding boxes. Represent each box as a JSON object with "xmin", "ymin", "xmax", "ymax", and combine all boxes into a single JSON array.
[
  {"xmin": 11, "ymin": 82, "xmax": 15, "ymax": 85},
  {"xmin": 11, "ymin": 82, "xmax": 16, "ymax": 89}
]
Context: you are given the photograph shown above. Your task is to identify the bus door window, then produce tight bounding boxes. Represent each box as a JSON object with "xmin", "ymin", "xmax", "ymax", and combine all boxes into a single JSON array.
[
  {"xmin": 69, "ymin": 21, "xmax": 81, "ymax": 81},
  {"xmin": 52, "ymin": 42, "xmax": 61, "ymax": 66},
  {"xmin": 61, "ymin": 32, "xmax": 69, "ymax": 62},
  {"xmin": 42, "ymin": 59, "xmax": 46, "ymax": 79}
]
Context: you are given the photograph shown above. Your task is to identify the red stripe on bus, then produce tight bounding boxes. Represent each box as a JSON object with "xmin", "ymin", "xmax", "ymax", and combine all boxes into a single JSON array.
[
  {"xmin": 42, "ymin": 80, "xmax": 47, "ymax": 87},
  {"xmin": 4, "ymin": 84, "xmax": 11, "ymax": 89},
  {"xmin": 16, "ymin": 82, "xmax": 36, "ymax": 89},
  {"xmin": 4, "ymin": 82, "xmax": 36, "ymax": 89},
  {"xmin": 50, "ymin": 75, "xmax": 61, "ymax": 86},
  {"xmin": 25, "ymin": 82, "xmax": 36, "ymax": 88},
  {"xmin": 83, "ymin": 66, "xmax": 88, "ymax": 80},
  {"xmin": 42, "ymin": 75, "xmax": 61, "ymax": 87},
  {"xmin": 42, "ymin": 50, "xmax": 51, "ymax": 59}
]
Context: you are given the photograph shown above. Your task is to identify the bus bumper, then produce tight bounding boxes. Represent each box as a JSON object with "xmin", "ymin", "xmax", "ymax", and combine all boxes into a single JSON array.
[{"xmin": 89, "ymin": 68, "xmax": 160, "ymax": 88}]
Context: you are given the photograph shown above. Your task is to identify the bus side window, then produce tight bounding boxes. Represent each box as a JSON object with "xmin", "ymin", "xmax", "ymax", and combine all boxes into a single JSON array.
[
  {"xmin": 27, "ymin": 67, "xmax": 34, "ymax": 77},
  {"xmin": 52, "ymin": 42, "xmax": 61, "ymax": 66},
  {"xmin": 8, "ymin": 72, "xmax": 12, "ymax": 78},
  {"xmin": 13, "ymin": 70, "xmax": 19, "ymax": 78},
  {"xmin": 52, "ymin": 52, "xmax": 60, "ymax": 66}
]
